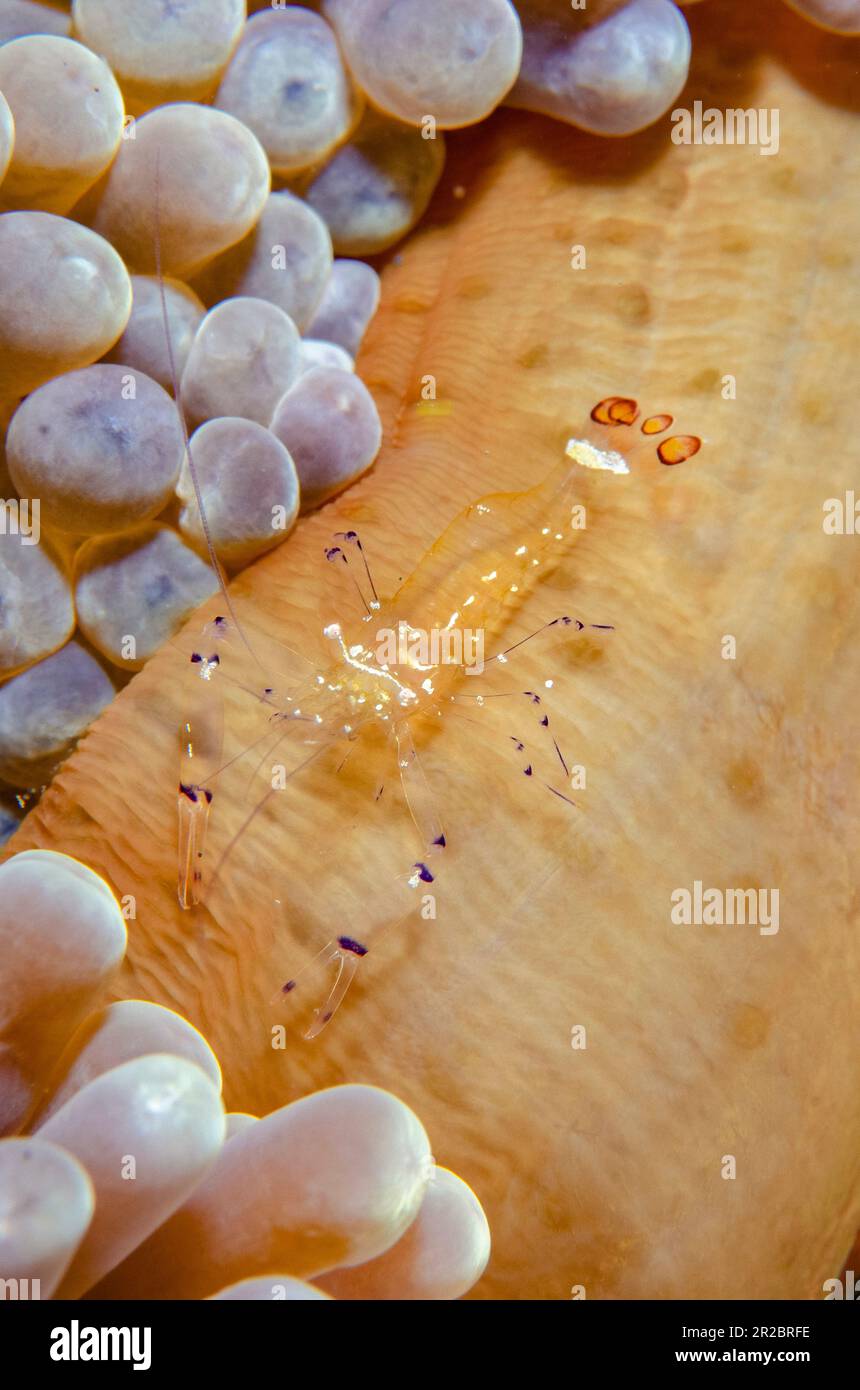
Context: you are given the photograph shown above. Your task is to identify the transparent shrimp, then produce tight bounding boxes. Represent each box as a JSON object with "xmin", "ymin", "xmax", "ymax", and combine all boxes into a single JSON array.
[{"xmin": 169, "ymin": 366, "xmax": 703, "ymax": 1035}]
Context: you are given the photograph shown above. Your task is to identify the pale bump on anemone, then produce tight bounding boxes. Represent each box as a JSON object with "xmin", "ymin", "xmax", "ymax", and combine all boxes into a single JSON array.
[
  {"xmin": 102, "ymin": 275, "xmax": 206, "ymax": 394},
  {"xmin": 508, "ymin": 0, "xmax": 693, "ymax": 136},
  {"xmin": 90, "ymin": 103, "xmax": 271, "ymax": 278},
  {"xmin": 0, "ymin": 211, "xmax": 131, "ymax": 399},
  {"xmin": 302, "ymin": 107, "xmax": 447, "ymax": 256},
  {"xmin": 0, "ymin": 528, "xmax": 75, "ymax": 679},
  {"xmin": 6, "ymin": 363, "xmax": 185, "ymax": 536},
  {"xmin": 175, "ymin": 417, "xmax": 301, "ymax": 571},
  {"xmin": 73, "ymin": 524, "xmax": 220, "ymax": 671},
  {"xmin": 0, "ymin": 0, "xmax": 71, "ymax": 45},
  {"xmin": 70, "ymin": 0, "xmax": 247, "ymax": 115},
  {"xmin": 323, "ymin": 0, "xmax": 524, "ymax": 129},
  {"xmin": 0, "ymin": 639, "xmax": 116, "ymax": 787},
  {"xmin": 189, "ymin": 190, "xmax": 333, "ymax": 332},
  {"xmin": 305, "ymin": 259, "xmax": 381, "ymax": 360},
  {"xmin": 0, "ymin": 35, "xmax": 124, "ymax": 215},
  {"xmin": 269, "ymin": 365, "xmax": 383, "ymax": 511},
  {"xmin": 215, "ymin": 6, "xmax": 362, "ymax": 176},
  {"xmin": 179, "ymin": 296, "xmax": 302, "ymax": 431}
]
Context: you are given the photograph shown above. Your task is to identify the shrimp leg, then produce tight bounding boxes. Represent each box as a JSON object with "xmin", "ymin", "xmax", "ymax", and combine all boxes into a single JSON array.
[
  {"xmin": 394, "ymin": 720, "xmax": 446, "ymax": 853},
  {"xmin": 275, "ymin": 719, "xmax": 444, "ymax": 1039},
  {"xmin": 177, "ymin": 617, "xmax": 228, "ymax": 909}
]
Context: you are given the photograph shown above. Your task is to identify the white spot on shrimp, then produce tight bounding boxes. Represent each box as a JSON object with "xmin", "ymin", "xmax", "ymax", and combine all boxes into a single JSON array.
[{"xmin": 565, "ymin": 437, "xmax": 629, "ymax": 475}]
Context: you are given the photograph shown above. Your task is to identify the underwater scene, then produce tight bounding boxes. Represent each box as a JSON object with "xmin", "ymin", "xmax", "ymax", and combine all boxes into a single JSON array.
[{"xmin": 0, "ymin": 0, "xmax": 858, "ymax": 1345}]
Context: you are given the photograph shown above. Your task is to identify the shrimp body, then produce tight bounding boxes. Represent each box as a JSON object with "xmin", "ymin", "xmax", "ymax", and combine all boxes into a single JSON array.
[{"xmin": 176, "ymin": 395, "xmax": 703, "ymax": 1034}]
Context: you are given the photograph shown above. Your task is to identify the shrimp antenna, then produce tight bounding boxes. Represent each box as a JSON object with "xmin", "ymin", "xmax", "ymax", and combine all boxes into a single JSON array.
[
  {"xmin": 446, "ymin": 699, "xmax": 578, "ymax": 812},
  {"xmin": 343, "ymin": 530, "xmax": 380, "ymax": 607},
  {"xmin": 153, "ymin": 148, "xmax": 263, "ymax": 671},
  {"xmin": 325, "ymin": 544, "xmax": 372, "ymax": 617},
  {"xmin": 484, "ymin": 615, "xmax": 614, "ymax": 666},
  {"xmin": 325, "ymin": 529, "xmax": 381, "ymax": 617}
]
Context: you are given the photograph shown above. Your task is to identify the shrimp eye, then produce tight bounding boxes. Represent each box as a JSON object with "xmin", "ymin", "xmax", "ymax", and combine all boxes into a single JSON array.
[{"xmin": 657, "ymin": 435, "xmax": 702, "ymax": 465}]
